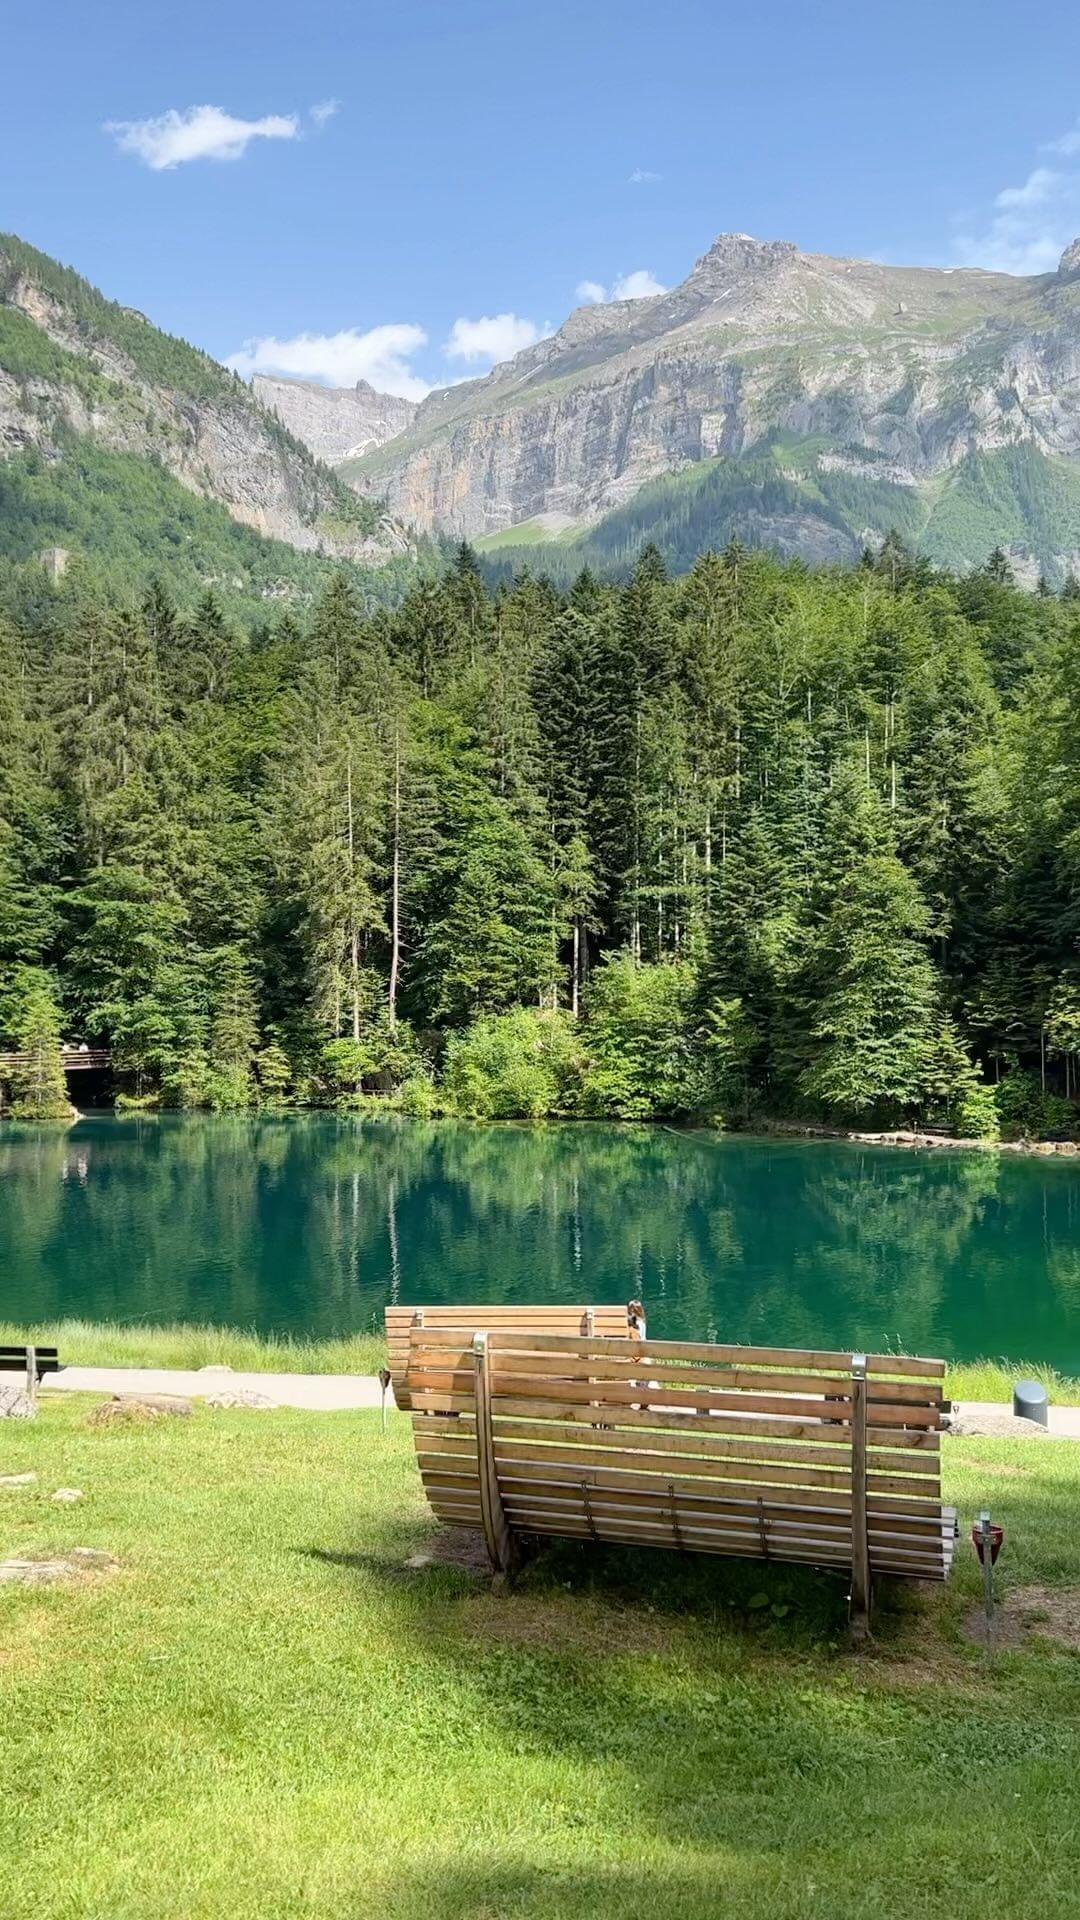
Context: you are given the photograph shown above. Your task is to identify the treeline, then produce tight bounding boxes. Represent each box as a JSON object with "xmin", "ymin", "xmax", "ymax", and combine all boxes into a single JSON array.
[{"xmin": 3, "ymin": 535, "xmax": 1080, "ymax": 1134}]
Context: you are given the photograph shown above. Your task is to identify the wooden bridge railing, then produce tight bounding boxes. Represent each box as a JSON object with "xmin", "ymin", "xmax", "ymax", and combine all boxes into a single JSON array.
[{"xmin": 0, "ymin": 1049, "xmax": 111, "ymax": 1074}]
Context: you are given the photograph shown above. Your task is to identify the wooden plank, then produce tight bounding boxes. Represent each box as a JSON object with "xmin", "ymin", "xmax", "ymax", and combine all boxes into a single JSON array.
[
  {"xmin": 492, "ymin": 1419, "xmax": 868, "ymax": 1471},
  {"xmin": 498, "ymin": 1332, "xmax": 945, "ymax": 1380},
  {"xmin": 482, "ymin": 1331, "xmax": 943, "ymax": 1376},
  {"xmin": 490, "ymin": 1354, "xmax": 943, "ymax": 1406},
  {"xmin": 492, "ymin": 1355, "xmax": 855, "ymax": 1393},
  {"xmin": 494, "ymin": 1445, "xmax": 854, "ymax": 1496},
  {"xmin": 497, "ymin": 1462, "xmax": 856, "ymax": 1512},
  {"xmin": 489, "ymin": 1394, "xmax": 941, "ymax": 1447},
  {"xmin": 492, "ymin": 1379, "xmax": 860, "ymax": 1420}
]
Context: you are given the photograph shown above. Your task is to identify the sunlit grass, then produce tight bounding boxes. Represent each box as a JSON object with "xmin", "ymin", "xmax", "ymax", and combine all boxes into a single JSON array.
[
  {"xmin": 1, "ymin": 1399, "xmax": 1079, "ymax": 1918},
  {"xmin": 0, "ymin": 1317, "xmax": 388, "ymax": 1376}
]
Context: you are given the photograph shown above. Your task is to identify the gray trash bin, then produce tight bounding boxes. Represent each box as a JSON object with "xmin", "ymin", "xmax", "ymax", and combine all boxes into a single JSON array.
[{"xmin": 1013, "ymin": 1379, "xmax": 1049, "ymax": 1427}]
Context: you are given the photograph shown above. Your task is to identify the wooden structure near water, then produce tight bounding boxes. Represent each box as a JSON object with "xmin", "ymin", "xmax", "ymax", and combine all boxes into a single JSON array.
[
  {"xmin": 0, "ymin": 1049, "xmax": 110, "ymax": 1074},
  {"xmin": 403, "ymin": 1322, "xmax": 957, "ymax": 1623}
]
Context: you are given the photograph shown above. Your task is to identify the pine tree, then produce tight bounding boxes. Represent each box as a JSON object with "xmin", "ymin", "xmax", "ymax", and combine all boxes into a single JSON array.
[{"xmin": 6, "ymin": 967, "xmax": 71, "ymax": 1119}]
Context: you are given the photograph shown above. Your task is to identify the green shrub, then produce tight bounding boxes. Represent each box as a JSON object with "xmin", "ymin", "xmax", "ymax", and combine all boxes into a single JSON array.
[
  {"xmin": 953, "ymin": 1083, "xmax": 1000, "ymax": 1139},
  {"xmin": 580, "ymin": 955, "xmax": 706, "ymax": 1120},
  {"xmin": 400, "ymin": 1072, "xmax": 438, "ymax": 1119},
  {"xmin": 442, "ymin": 1008, "xmax": 583, "ymax": 1119}
]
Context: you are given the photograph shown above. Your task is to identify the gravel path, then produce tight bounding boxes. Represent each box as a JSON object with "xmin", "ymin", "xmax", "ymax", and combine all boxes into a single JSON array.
[{"xmin": 42, "ymin": 1365, "xmax": 386, "ymax": 1411}]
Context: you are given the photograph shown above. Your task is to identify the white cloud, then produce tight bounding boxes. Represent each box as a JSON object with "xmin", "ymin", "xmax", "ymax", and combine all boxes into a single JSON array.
[
  {"xmin": 444, "ymin": 312, "xmax": 542, "ymax": 363},
  {"xmin": 106, "ymin": 104, "xmax": 300, "ymax": 171},
  {"xmin": 226, "ymin": 324, "xmax": 431, "ymax": 399},
  {"xmin": 1045, "ymin": 123, "xmax": 1080, "ymax": 158},
  {"xmin": 575, "ymin": 269, "xmax": 667, "ymax": 305},
  {"xmin": 953, "ymin": 136, "xmax": 1080, "ymax": 274},
  {"xmin": 628, "ymin": 167, "xmax": 661, "ymax": 184},
  {"xmin": 310, "ymin": 99, "xmax": 340, "ymax": 129},
  {"xmin": 611, "ymin": 268, "xmax": 666, "ymax": 300}
]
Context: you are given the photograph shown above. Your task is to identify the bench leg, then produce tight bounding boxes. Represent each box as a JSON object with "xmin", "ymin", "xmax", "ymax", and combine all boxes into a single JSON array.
[{"xmin": 473, "ymin": 1332, "xmax": 520, "ymax": 1591}]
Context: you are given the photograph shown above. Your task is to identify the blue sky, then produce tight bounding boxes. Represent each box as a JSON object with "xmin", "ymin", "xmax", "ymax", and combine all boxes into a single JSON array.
[{"xmin": 6, "ymin": 0, "xmax": 1080, "ymax": 397}]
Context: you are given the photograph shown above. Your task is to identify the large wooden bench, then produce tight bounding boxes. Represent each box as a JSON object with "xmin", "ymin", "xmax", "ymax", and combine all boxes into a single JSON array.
[
  {"xmin": 385, "ymin": 1304, "xmax": 629, "ymax": 1411},
  {"xmin": 404, "ymin": 1325, "xmax": 956, "ymax": 1624}
]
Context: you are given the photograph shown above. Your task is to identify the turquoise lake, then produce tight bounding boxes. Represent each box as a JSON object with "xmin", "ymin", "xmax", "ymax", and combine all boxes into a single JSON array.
[{"xmin": 3, "ymin": 1113, "xmax": 1080, "ymax": 1366}]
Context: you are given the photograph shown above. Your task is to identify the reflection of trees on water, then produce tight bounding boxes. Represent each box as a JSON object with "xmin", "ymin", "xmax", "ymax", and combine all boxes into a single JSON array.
[{"xmin": 3, "ymin": 1118, "xmax": 1080, "ymax": 1366}]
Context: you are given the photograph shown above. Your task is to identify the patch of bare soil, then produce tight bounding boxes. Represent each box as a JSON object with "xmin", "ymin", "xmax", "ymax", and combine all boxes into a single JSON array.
[
  {"xmin": 963, "ymin": 1585, "xmax": 1080, "ymax": 1653},
  {"xmin": 404, "ymin": 1527, "xmax": 492, "ymax": 1576},
  {"xmin": 0, "ymin": 1547, "xmax": 119, "ymax": 1587}
]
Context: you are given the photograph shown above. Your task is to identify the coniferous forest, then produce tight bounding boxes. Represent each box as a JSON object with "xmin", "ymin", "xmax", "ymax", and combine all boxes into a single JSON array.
[{"xmin": 3, "ymin": 534, "xmax": 1080, "ymax": 1135}]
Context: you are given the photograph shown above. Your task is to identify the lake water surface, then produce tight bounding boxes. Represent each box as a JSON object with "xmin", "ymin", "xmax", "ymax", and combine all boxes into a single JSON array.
[{"xmin": 3, "ymin": 1113, "xmax": 1080, "ymax": 1367}]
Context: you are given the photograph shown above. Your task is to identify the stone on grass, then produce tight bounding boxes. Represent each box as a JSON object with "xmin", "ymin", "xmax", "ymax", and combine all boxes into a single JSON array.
[
  {"xmin": 0, "ymin": 1471, "xmax": 37, "ymax": 1487},
  {"xmin": 206, "ymin": 1389, "xmax": 275, "ymax": 1410},
  {"xmin": 0, "ymin": 1387, "xmax": 36, "ymax": 1420},
  {"xmin": 0, "ymin": 1547, "xmax": 117, "ymax": 1586},
  {"xmin": 949, "ymin": 1410, "xmax": 1049, "ymax": 1438},
  {"xmin": 51, "ymin": 1487, "xmax": 84, "ymax": 1504},
  {"xmin": 87, "ymin": 1395, "xmax": 193, "ymax": 1427}
]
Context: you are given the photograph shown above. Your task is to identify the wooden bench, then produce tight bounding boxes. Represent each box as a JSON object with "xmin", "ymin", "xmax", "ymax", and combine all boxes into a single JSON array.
[
  {"xmin": 385, "ymin": 1304, "xmax": 629, "ymax": 1411},
  {"xmin": 404, "ymin": 1326, "xmax": 956, "ymax": 1626},
  {"xmin": 0, "ymin": 1345, "xmax": 60, "ymax": 1383}
]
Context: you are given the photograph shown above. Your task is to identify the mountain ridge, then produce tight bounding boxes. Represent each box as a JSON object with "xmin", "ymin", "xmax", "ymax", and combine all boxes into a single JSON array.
[{"xmin": 331, "ymin": 230, "xmax": 1080, "ymax": 578}]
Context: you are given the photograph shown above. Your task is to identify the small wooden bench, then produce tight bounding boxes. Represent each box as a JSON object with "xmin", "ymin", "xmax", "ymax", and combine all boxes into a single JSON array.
[
  {"xmin": 0, "ymin": 1345, "xmax": 60, "ymax": 1383},
  {"xmin": 404, "ymin": 1325, "xmax": 956, "ymax": 1625},
  {"xmin": 385, "ymin": 1304, "xmax": 628, "ymax": 1411}
]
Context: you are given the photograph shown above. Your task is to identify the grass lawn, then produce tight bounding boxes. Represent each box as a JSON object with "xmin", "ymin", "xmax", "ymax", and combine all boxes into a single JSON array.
[
  {"xmin": 4, "ymin": 1318, "xmax": 1079, "ymax": 1407},
  {"xmin": 3, "ymin": 1403, "xmax": 1080, "ymax": 1917}
]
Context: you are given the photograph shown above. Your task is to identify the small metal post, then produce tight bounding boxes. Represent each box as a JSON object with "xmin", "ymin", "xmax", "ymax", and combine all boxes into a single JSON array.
[
  {"xmin": 849, "ymin": 1352, "xmax": 871, "ymax": 1640},
  {"xmin": 980, "ymin": 1508, "xmax": 994, "ymax": 1656},
  {"xmin": 25, "ymin": 1346, "xmax": 37, "ymax": 1412}
]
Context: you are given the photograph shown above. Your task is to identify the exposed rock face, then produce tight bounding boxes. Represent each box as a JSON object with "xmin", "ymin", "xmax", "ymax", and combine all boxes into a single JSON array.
[
  {"xmin": 0, "ymin": 247, "xmax": 404, "ymax": 563},
  {"xmin": 342, "ymin": 231, "xmax": 1080, "ymax": 548},
  {"xmin": 253, "ymin": 374, "xmax": 417, "ymax": 464}
]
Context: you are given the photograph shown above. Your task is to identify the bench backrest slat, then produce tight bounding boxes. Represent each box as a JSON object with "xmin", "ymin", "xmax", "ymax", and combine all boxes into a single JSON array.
[
  {"xmin": 0, "ymin": 1345, "xmax": 60, "ymax": 1378},
  {"xmin": 405, "ymin": 1325, "xmax": 955, "ymax": 1587}
]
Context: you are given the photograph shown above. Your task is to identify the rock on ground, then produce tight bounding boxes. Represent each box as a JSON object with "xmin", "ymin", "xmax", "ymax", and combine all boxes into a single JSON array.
[
  {"xmin": 0, "ymin": 1547, "xmax": 117, "ymax": 1586},
  {"xmin": 949, "ymin": 1411, "xmax": 1049, "ymax": 1438},
  {"xmin": 87, "ymin": 1395, "xmax": 193, "ymax": 1427}
]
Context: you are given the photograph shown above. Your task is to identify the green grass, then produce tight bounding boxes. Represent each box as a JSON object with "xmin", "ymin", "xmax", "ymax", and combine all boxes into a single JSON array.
[
  {"xmin": 2, "ymin": 1399, "xmax": 1079, "ymax": 1918},
  {"xmin": 945, "ymin": 1357, "xmax": 1080, "ymax": 1406},
  {"xmin": 4, "ymin": 1318, "xmax": 1079, "ymax": 1406},
  {"xmin": 0, "ymin": 1317, "xmax": 389, "ymax": 1376}
]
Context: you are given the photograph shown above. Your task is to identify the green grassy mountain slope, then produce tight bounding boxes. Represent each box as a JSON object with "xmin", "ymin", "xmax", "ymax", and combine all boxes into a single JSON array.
[
  {"xmin": 475, "ymin": 439, "xmax": 1080, "ymax": 586},
  {"xmin": 0, "ymin": 233, "xmax": 424, "ymax": 608}
]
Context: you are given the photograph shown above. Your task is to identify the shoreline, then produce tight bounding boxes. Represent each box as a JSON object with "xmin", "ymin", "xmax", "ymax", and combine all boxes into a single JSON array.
[
  {"xmin": 7, "ymin": 1106, "xmax": 1078, "ymax": 1159},
  {"xmin": 758, "ymin": 1119, "xmax": 1080, "ymax": 1157},
  {"xmin": 7, "ymin": 1317, "xmax": 1080, "ymax": 1407}
]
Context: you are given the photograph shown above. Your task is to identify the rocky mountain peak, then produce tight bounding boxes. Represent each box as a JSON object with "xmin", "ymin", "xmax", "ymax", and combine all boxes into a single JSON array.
[
  {"xmin": 686, "ymin": 232, "xmax": 799, "ymax": 291},
  {"xmin": 1058, "ymin": 239, "xmax": 1080, "ymax": 278}
]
